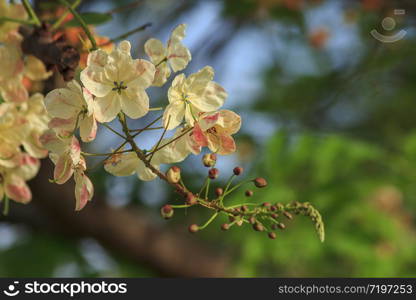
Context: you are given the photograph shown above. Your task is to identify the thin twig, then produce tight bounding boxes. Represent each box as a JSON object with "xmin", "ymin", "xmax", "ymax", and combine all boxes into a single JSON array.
[
  {"xmin": 145, "ymin": 127, "xmax": 194, "ymax": 158},
  {"xmin": 52, "ymin": 0, "xmax": 82, "ymax": 30},
  {"xmin": 59, "ymin": 0, "xmax": 98, "ymax": 50},
  {"xmin": 148, "ymin": 116, "xmax": 170, "ymax": 162},
  {"xmin": 99, "ymin": 22, "xmax": 152, "ymax": 46},
  {"xmin": 101, "ymin": 123, "xmax": 126, "ymax": 140},
  {"xmin": 22, "ymin": 0, "xmax": 41, "ymax": 26}
]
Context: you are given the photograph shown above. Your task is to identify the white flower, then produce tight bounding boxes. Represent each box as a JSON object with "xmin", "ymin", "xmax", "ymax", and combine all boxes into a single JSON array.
[
  {"xmin": 44, "ymin": 80, "xmax": 97, "ymax": 142},
  {"xmin": 144, "ymin": 24, "xmax": 191, "ymax": 86},
  {"xmin": 80, "ymin": 40, "xmax": 155, "ymax": 122},
  {"xmin": 163, "ymin": 66, "xmax": 227, "ymax": 130}
]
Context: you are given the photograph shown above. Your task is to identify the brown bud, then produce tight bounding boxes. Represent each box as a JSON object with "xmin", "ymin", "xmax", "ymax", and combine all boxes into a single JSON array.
[
  {"xmin": 208, "ymin": 168, "xmax": 219, "ymax": 179},
  {"xmin": 253, "ymin": 177, "xmax": 268, "ymax": 188},
  {"xmin": 233, "ymin": 166, "xmax": 243, "ymax": 176},
  {"xmin": 262, "ymin": 202, "xmax": 271, "ymax": 208},
  {"xmin": 166, "ymin": 166, "xmax": 181, "ymax": 184},
  {"xmin": 253, "ymin": 223, "xmax": 264, "ymax": 232},
  {"xmin": 268, "ymin": 232, "xmax": 277, "ymax": 239},
  {"xmin": 185, "ymin": 193, "xmax": 197, "ymax": 206},
  {"xmin": 160, "ymin": 205, "xmax": 174, "ymax": 219},
  {"xmin": 270, "ymin": 205, "xmax": 277, "ymax": 211},
  {"xmin": 241, "ymin": 205, "xmax": 249, "ymax": 212},
  {"xmin": 245, "ymin": 190, "xmax": 253, "ymax": 197},
  {"xmin": 271, "ymin": 213, "xmax": 278, "ymax": 219},
  {"xmin": 202, "ymin": 153, "xmax": 217, "ymax": 167},
  {"xmin": 221, "ymin": 223, "xmax": 230, "ymax": 231},
  {"xmin": 188, "ymin": 224, "xmax": 199, "ymax": 233},
  {"xmin": 278, "ymin": 223, "xmax": 286, "ymax": 230},
  {"xmin": 228, "ymin": 216, "xmax": 236, "ymax": 223},
  {"xmin": 215, "ymin": 187, "xmax": 223, "ymax": 197},
  {"xmin": 249, "ymin": 216, "xmax": 256, "ymax": 224},
  {"xmin": 283, "ymin": 211, "xmax": 293, "ymax": 220}
]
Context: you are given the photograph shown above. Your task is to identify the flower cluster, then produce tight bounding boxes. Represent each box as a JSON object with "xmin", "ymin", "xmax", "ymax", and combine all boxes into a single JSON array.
[
  {"xmin": 0, "ymin": 0, "xmax": 51, "ymax": 208},
  {"xmin": 41, "ymin": 24, "xmax": 242, "ymax": 211},
  {"xmin": 0, "ymin": 0, "xmax": 324, "ymax": 242}
]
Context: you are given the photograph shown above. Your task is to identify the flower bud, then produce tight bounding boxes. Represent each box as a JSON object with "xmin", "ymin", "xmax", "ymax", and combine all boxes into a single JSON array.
[
  {"xmin": 253, "ymin": 223, "xmax": 264, "ymax": 232},
  {"xmin": 278, "ymin": 223, "xmax": 286, "ymax": 230},
  {"xmin": 249, "ymin": 216, "xmax": 256, "ymax": 224},
  {"xmin": 160, "ymin": 205, "xmax": 174, "ymax": 219},
  {"xmin": 271, "ymin": 213, "xmax": 278, "ymax": 219},
  {"xmin": 166, "ymin": 166, "xmax": 181, "ymax": 184},
  {"xmin": 233, "ymin": 166, "xmax": 243, "ymax": 176},
  {"xmin": 188, "ymin": 224, "xmax": 199, "ymax": 233},
  {"xmin": 254, "ymin": 177, "xmax": 268, "ymax": 188},
  {"xmin": 245, "ymin": 190, "xmax": 253, "ymax": 197},
  {"xmin": 185, "ymin": 192, "xmax": 197, "ymax": 206},
  {"xmin": 221, "ymin": 223, "xmax": 230, "ymax": 231},
  {"xmin": 262, "ymin": 202, "xmax": 271, "ymax": 208},
  {"xmin": 215, "ymin": 187, "xmax": 223, "ymax": 197},
  {"xmin": 268, "ymin": 232, "xmax": 277, "ymax": 240},
  {"xmin": 283, "ymin": 211, "xmax": 293, "ymax": 220},
  {"xmin": 202, "ymin": 153, "xmax": 217, "ymax": 167},
  {"xmin": 208, "ymin": 168, "xmax": 219, "ymax": 179}
]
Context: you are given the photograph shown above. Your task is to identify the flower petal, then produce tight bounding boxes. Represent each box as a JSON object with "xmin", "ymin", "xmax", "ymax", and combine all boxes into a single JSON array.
[
  {"xmin": 44, "ymin": 82, "xmax": 83, "ymax": 119},
  {"xmin": 128, "ymin": 59, "xmax": 155, "ymax": 88},
  {"xmin": 163, "ymin": 101, "xmax": 185, "ymax": 130},
  {"xmin": 104, "ymin": 152, "xmax": 140, "ymax": 176},
  {"xmin": 144, "ymin": 38, "xmax": 166, "ymax": 64},
  {"xmin": 121, "ymin": 88, "xmax": 149, "ymax": 119},
  {"xmin": 54, "ymin": 153, "xmax": 74, "ymax": 185},
  {"xmin": 74, "ymin": 171, "xmax": 94, "ymax": 211},
  {"xmin": 94, "ymin": 92, "xmax": 121, "ymax": 123},
  {"xmin": 4, "ymin": 174, "xmax": 32, "ymax": 204},
  {"xmin": 79, "ymin": 115, "xmax": 97, "ymax": 142},
  {"xmin": 192, "ymin": 82, "xmax": 227, "ymax": 113},
  {"xmin": 136, "ymin": 160, "xmax": 158, "ymax": 181}
]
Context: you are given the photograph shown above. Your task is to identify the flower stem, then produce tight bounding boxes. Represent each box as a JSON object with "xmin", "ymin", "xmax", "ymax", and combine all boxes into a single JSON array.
[
  {"xmin": 101, "ymin": 123, "xmax": 126, "ymax": 140},
  {"xmin": 59, "ymin": 0, "xmax": 97, "ymax": 50},
  {"xmin": 2, "ymin": 196, "xmax": 10, "ymax": 216},
  {"xmin": 198, "ymin": 212, "xmax": 218, "ymax": 230},
  {"xmin": 22, "ymin": 0, "xmax": 41, "ymax": 26},
  {"xmin": 100, "ymin": 22, "xmax": 152, "ymax": 46},
  {"xmin": 52, "ymin": 0, "xmax": 82, "ymax": 30}
]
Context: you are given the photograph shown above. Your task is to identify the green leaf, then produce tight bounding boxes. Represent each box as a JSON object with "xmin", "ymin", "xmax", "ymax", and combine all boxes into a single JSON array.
[{"xmin": 65, "ymin": 12, "xmax": 112, "ymax": 27}]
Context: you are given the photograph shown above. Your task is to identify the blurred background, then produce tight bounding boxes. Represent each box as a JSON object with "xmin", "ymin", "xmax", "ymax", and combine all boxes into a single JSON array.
[{"xmin": 2, "ymin": 0, "xmax": 416, "ymax": 277}]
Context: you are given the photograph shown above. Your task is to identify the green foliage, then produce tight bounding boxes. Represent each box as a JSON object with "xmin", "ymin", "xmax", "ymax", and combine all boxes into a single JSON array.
[{"xmin": 222, "ymin": 131, "xmax": 416, "ymax": 277}]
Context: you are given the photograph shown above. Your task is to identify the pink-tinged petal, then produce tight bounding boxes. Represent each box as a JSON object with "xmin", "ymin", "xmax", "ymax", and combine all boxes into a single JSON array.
[
  {"xmin": 1, "ymin": 81, "xmax": 28, "ymax": 103},
  {"xmin": 192, "ymin": 123, "xmax": 209, "ymax": 147},
  {"xmin": 104, "ymin": 152, "xmax": 139, "ymax": 176},
  {"xmin": 44, "ymin": 84, "xmax": 83, "ymax": 119},
  {"xmin": 54, "ymin": 153, "xmax": 74, "ymax": 184},
  {"xmin": 199, "ymin": 112, "xmax": 220, "ymax": 131},
  {"xmin": 128, "ymin": 59, "xmax": 155, "ymax": 89},
  {"xmin": 80, "ymin": 67, "xmax": 112, "ymax": 98},
  {"xmin": 22, "ymin": 131, "xmax": 49, "ymax": 159},
  {"xmin": 74, "ymin": 171, "xmax": 94, "ymax": 211},
  {"xmin": 4, "ymin": 175, "xmax": 32, "ymax": 204},
  {"xmin": 216, "ymin": 110, "xmax": 241, "ymax": 134},
  {"xmin": 215, "ymin": 134, "xmax": 236, "ymax": 155},
  {"xmin": 94, "ymin": 92, "xmax": 121, "ymax": 123},
  {"xmin": 69, "ymin": 136, "xmax": 81, "ymax": 165},
  {"xmin": 40, "ymin": 129, "xmax": 67, "ymax": 154},
  {"xmin": 144, "ymin": 38, "xmax": 166, "ymax": 64},
  {"xmin": 15, "ymin": 153, "xmax": 40, "ymax": 181},
  {"xmin": 152, "ymin": 63, "xmax": 171, "ymax": 87},
  {"xmin": 79, "ymin": 115, "xmax": 97, "ymax": 142}
]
